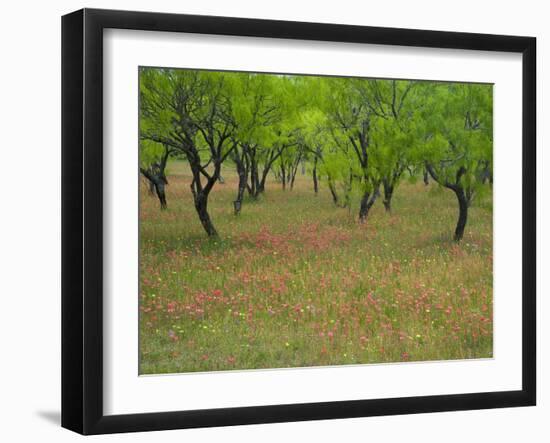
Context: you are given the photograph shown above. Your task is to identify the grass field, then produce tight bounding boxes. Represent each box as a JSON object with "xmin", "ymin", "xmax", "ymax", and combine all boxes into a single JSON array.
[{"xmin": 139, "ymin": 160, "xmax": 493, "ymax": 374}]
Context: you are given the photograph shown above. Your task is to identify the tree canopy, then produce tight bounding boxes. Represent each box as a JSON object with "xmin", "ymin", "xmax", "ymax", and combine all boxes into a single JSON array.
[{"xmin": 139, "ymin": 67, "xmax": 493, "ymax": 241}]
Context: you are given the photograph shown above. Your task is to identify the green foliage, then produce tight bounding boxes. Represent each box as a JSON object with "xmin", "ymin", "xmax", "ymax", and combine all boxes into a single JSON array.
[
  {"xmin": 417, "ymin": 82, "xmax": 493, "ymax": 196},
  {"xmin": 140, "ymin": 68, "xmax": 492, "ymax": 195},
  {"xmin": 139, "ymin": 66, "xmax": 493, "ymax": 236},
  {"xmin": 139, "ymin": 139, "xmax": 165, "ymax": 167}
]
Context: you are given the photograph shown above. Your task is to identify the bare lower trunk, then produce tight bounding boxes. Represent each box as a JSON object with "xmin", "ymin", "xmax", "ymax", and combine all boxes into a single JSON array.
[
  {"xmin": 343, "ymin": 170, "xmax": 353, "ymax": 209},
  {"xmin": 141, "ymin": 168, "xmax": 168, "ymax": 210},
  {"xmin": 425, "ymin": 162, "xmax": 472, "ymax": 242},
  {"xmin": 312, "ymin": 157, "xmax": 319, "ymax": 194},
  {"xmin": 248, "ymin": 164, "xmax": 269, "ymax": 198},
  {"xmin": 290, "ymin": 170, "xmax": 297, "ymax": 190},
  {"xmin": 155, "ymin": 182, "xmax": 167, "ymax": 210},
  {"xmin": 328, "ymin": 179, "xmax": 339, "ymax": 206},
  {"xmin": 453, "ymin": 188, "xmax": 469, "ymax": 242},
  {"xmin": 194, "ymin": 194, "xmax": 218, "ymax": 237},
  {"xmin": 257, "ymin": 169, "xmax": 269, "ymax": 195},
  {"xmin": 358, "ymin": 193, "xmax": 372, "ymax": 222},
  {"xmin": 233, "ymin": 162, "xmax": 247, "ymax": 215},
  {"xmin": 423, "ymin": 169, "xmax": 429, "ymax": 186},
  {"xmin": 358, "ymin": 187, "xmax": 379, "ymax": 223},
  {"xmin": 382, "ymin": 180, "xmax": 393, "ymax": 213},
  {"xmin": 289, "ymin": 157, "xmax": 300, "ymax": 190},
  {"xmin": 249, "ymin": 163, "xmax": 258, "ymax": 197}
]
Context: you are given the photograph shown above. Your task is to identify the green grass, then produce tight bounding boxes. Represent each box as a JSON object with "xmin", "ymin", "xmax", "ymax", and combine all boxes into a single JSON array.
[{"xmin": 139, "ymin": 161, "xmax": 493, "ymax": 374}]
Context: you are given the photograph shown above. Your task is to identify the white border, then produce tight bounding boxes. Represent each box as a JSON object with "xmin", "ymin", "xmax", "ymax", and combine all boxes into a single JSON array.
[{"xmin": 103, "ymin": 29, "xmax": 523, "ymax": 415}]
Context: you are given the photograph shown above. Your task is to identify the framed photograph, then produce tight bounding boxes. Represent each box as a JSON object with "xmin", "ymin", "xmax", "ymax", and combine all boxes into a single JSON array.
[{"xmin": 62, "ymin": 8, "xmax": 536, "ymax": 435}]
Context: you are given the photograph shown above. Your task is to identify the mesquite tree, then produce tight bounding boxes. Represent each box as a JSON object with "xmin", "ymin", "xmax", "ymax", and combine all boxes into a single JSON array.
[
  {"xmin": 318, "ymin": 144, "xmax": 358, "ymax": 209},
  {"xmin": 419, "ymin": 82, "xmax": 493, "ymax": 241},
  {"xmin": 140, "ymin": 68, "xmax": 237, "ymax": 237},
  {"xmin": 355, "ymin": 79, "xmax": 418, "ymax": 213},
  {"xmin": 325, "ymin": 78, "xmax": 381, "ymax": 222},
  {"xmin": 230, "ymin": 74, "xmax": 293, "ymax": 208},
  {"xmin": 139, "ymin": 140, "xmax": 172, "ymax": 209},
  {"xmin": 139, "ymin": 68, "xmax": 492, "ymax": 241}
]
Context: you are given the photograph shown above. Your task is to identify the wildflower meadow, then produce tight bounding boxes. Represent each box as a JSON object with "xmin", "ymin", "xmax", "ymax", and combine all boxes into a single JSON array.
[
  {"xmin": 139, "ymin": 68, "xmax": 493, "ymax": 374},
  {"xmin": 139, "ymin": 164, "xmax": 492, "ymax": 374}
]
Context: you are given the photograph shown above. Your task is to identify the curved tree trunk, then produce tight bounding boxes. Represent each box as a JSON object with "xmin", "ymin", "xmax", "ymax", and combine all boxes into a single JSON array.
[
  {"xmin": 257, "ymin": 166, "xmax": 270, "ymax": 195},
  {"xmin": 194, "ymin": 193, "xmax": 218, "ymax": 237},
  {"xmin": 453, "ymin": 188, "xmax": 469, "ymax": 242},
  {"xmin": 328, "ymin": 179, "xmax": 339, "ymax": 206},
  {"xmin": 188, "ymin": 155, "xmax": 227, "ymax": 238},
  {"xmin": 425, "ymin": 162, "xmax": 472, "ymax": 242}
]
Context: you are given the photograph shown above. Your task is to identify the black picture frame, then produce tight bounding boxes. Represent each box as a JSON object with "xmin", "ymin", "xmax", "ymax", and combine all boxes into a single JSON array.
[{"xmin": 62, "ymin": 8, "xmax": 536, "ymax": 435}]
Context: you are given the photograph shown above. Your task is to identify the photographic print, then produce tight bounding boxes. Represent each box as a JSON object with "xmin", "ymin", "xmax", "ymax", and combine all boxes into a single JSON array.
[{"xmin": 138, "ymin": 67, "xmax": 493, "ymax": 375}]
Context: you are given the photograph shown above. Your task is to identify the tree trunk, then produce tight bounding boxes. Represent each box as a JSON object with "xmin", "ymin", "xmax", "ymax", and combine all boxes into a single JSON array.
[
  {"xmin": 312, "ymin": 157, "xmax": 319, "ymax": 194},
  {"xmin": 425, "ymin": 162, "xmax": 471, "ymax": 242},
  {"xmin": 257, "ymin": 167, "xmax": 270, "ymax": 196},
  {"xmin": 155, "ymin": 181, "xmax": 167, "ymax": 210},
  {"xmin": 382, "ymin": 179, "xmax": 393, "ymax": 213},
  {"xmin": 343, "ymin": 170, "xmax": 354, "ymax": 209},
  {"xmin": 423, "ymin": 169, "xmax": 429, "ymax": 186},
  {"xmin": 453, "ymin": 188, "xmax": 469, "ymax": 242},
  {"xmin": 140, "ymin": 168, "xmax": 168, "ymax": 210},
  {"xmin": 194, "ymin": 194, "xmax": 218, "ymax": 237},
  {"xmin": 289, "ymin": 156, "xmax": 301, "ymax": 190},
  {"xmin": 359, "ymin": 193, "xmax": 372, "ymax": 222},
  {"xmin": 358, "ymin": 186, "xmax": 379, "ymax": 223},
  {"xmin": 233, "ymin": 160, "xmax": 247, "ymax": 215},
  {"xmin": 290, "ymin": 168, "xmax": 297, "ymax": 190},
  {"xmin": 249, "ymin": 162, "xmax": 258, "ymax": 198},
  {"xmin": 256, "ymin": 180, "xmax": 265, "ymax": 195},
  {"xmin": 328, "ymin": 179, "xmax": 339, "ymax": 206}
]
